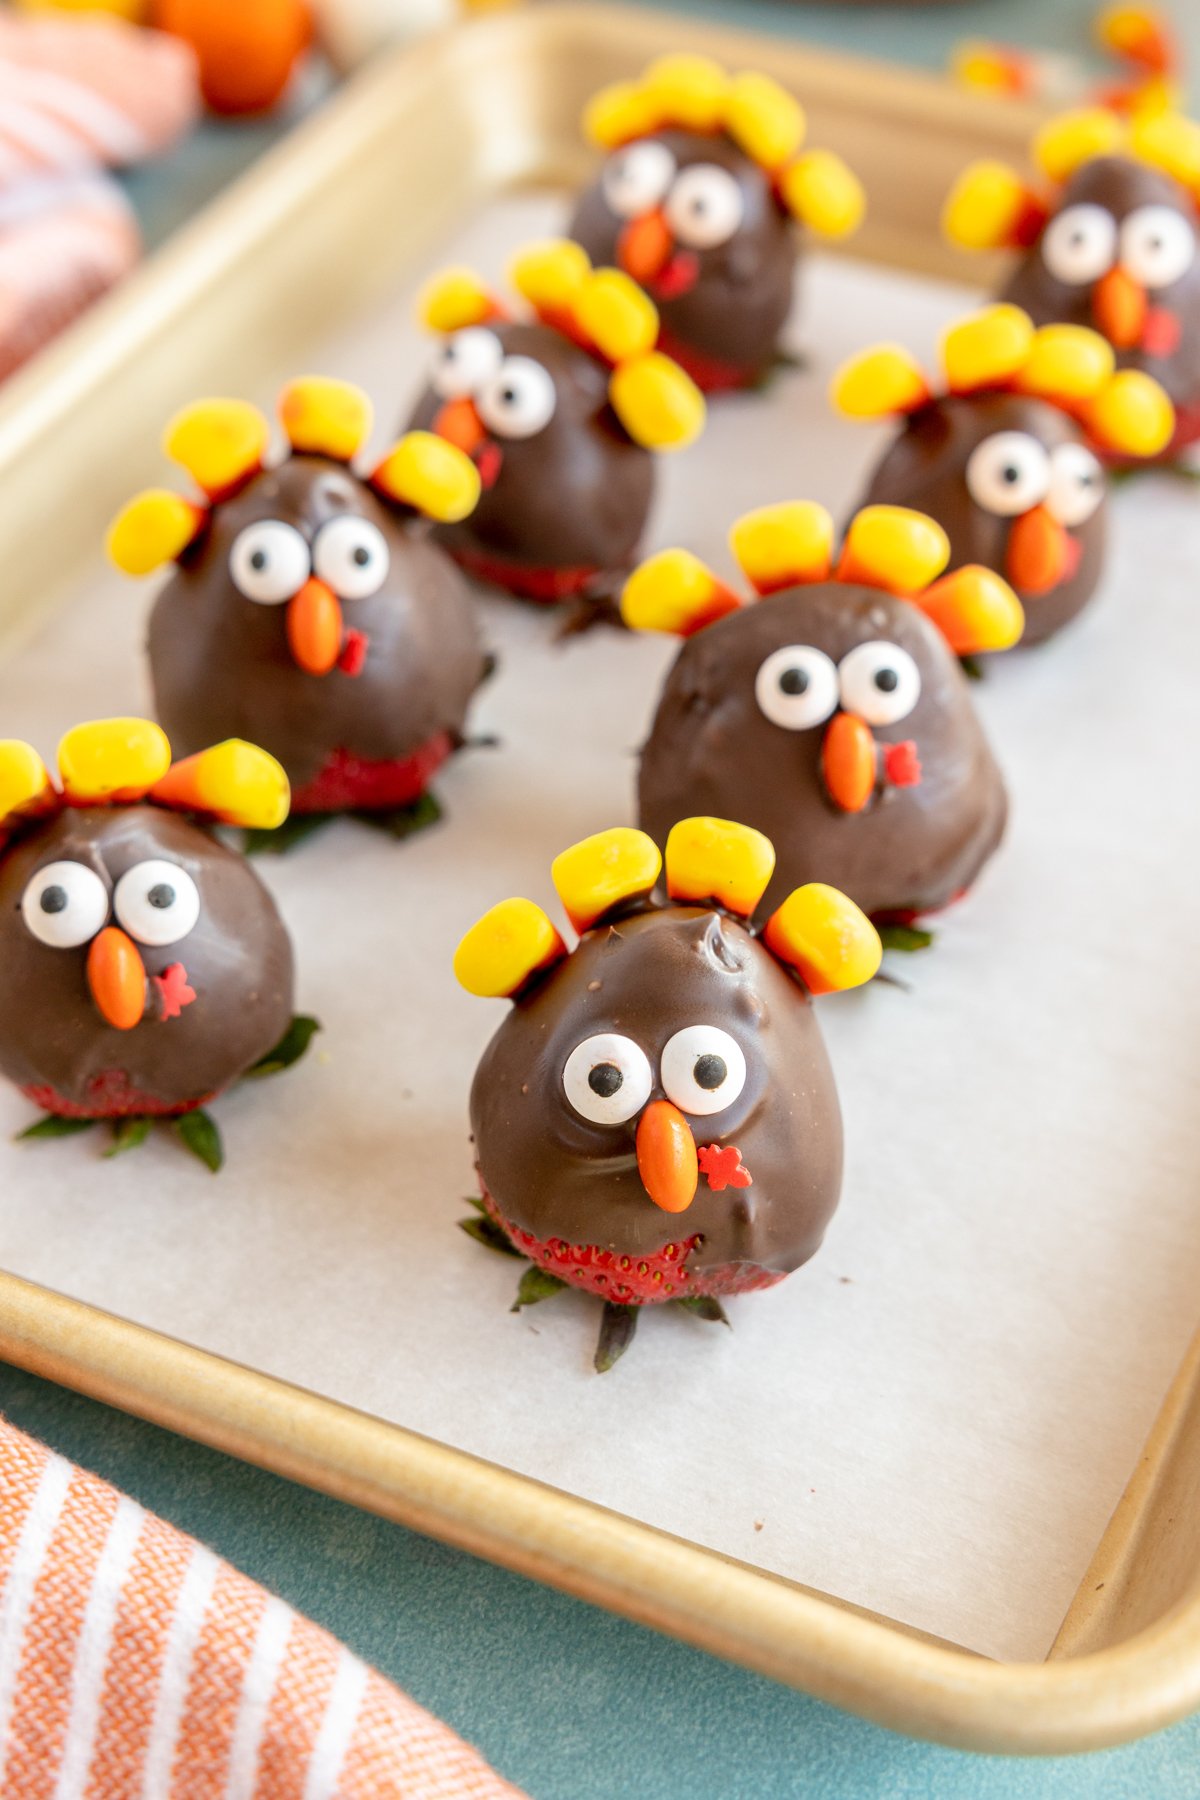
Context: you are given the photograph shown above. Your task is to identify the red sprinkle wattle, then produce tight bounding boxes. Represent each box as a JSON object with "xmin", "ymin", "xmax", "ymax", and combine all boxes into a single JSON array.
[
  {"xmin": 479, "ymin": 1180, "xmax": 784, "ymax": 1305},
  {"xmin": 290, "ymin": 733, "xmax": 452, "ymax": 814}
]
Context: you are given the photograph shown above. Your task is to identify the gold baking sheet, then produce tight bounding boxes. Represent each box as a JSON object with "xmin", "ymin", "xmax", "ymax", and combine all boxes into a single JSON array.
[{"xmin": 0, "ymin": 3, "xmax": 1198, "ymax": 1752}]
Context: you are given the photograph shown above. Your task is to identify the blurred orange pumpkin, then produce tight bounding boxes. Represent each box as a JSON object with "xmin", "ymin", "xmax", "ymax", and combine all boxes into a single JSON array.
[{"xmin": 152, "ymin": 0, "xmax": 311, "ymax": 115}]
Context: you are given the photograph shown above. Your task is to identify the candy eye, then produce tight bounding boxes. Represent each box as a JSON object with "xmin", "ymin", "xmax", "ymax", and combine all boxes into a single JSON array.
[
  {"xmin": 476, "ymin": 356, "xmax": 557, "ymax": 440},
  {"xmin": 966, "ymin": 430, "xmax": 1051, "ymax": 516},
  {"xmin": 431, "ymin": 327, "xmax": 503, "ymax": 401},
  {"xmin": 563, "ymin": 1032, "xmax": 653, "ymax": 1126},
  {"xmin": 1041, "ymin": 204, "xmax": 1117, "ymax": 285},
  {"xmin": 661, "ymin": 1025, "xmax": 747, "ymax": 1118},
  {"xmin": 664, "ymin": 164, "xmax": 745, "ymax": 250},
  {"xmin": 838, "ymin": 641, "xmax": 921, "ymax": 727},
  {"xmin": 1119, "ymin": 204, "xmax": 1195, "ymax": 289},
  {"xmin": 313, "ymin": 516, "xmax": 390, "ymax": 600},
  {"xmin": 754, "ymin": 645, "xmax": 839, "ymax": 731},
  {"xmin": 229, "ymin": 520, "xmax": 310, "ymax": 605},
  {"xmin": 601, "ymin": 140, "xmax": 676, "ymax": 219},
  {"xmin": 1048, "ymin": 442, "xmax": 1105, "ymax": 526},
  {"xmin": 113, "ymin": 860, "xmax": 201, "ymax": 948},
  {"xmin": 21, "ymin": 861, "xmax": 109, "ymax": 949}
]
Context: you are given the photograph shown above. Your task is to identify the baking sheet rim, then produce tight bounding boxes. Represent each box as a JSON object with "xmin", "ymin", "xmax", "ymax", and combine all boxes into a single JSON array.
[{"xmin": 2, "ymin": 1266, "xmax": 1200, "ymax": 1753}]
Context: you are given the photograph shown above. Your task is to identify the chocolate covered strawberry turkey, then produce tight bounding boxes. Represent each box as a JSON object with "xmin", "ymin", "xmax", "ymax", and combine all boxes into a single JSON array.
[
  {"xmin": 833, "ymin": 304, "xmax": 1173, "ymax": 645},
  {"xmin": 454, "ymin": 818, "xmax": 880, "ymax": 1370},
  {"xmin": 109, "ymin": 378, "xmax": 488, "ymax": 839},
  {"xmin": 405, "ymin": 240, "xmax": 704, "ymax": 606},
  {"xmin": 569, "ymin": 53, "xmax": 865, "ymax": 391},
  {"xmin": 625, "ymin": 502, "xmax": 1024, "ymax": 927},
  {"xmin": 944, "ymin": 106, "xmax": 1200, "ymax": 457},
  {"xmin": 0, "ymin": 718, "xmax": 312, "ymax": 1167}
]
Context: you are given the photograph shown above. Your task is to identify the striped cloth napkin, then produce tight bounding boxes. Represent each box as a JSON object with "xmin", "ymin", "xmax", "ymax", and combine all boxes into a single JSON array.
[
  {"xmin": 0, "ymin": 12, "xmax": 198, "ymax": 382},
  {"xmin": 0, "ymin": 1417, "xmax": 526, "ymax": 1799}
]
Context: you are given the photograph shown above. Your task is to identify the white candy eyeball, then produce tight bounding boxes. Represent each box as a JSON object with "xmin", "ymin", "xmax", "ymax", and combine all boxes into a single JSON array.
[
  {"xmin": 113, "ymin": 860, "xmax": 201, "ymax": 948},
  {"xmin": 602, "ymin": 140, "xmax": 677, "ymax": 219},
  {"xmin": 1048, "ymin": 442, "xmax": 1105, "ymax": 526},
  {"xmin": 476, "ymin": 356, "xmax": 557, "ymax": 440},
  {"xmin": 1041, "ymin": 203, "xmax": 1118, "ymax": 285},
  {"xmin": 563, "ymin": 1032, "xmax": 653, "ymax": 1126},
  {"xmin": 313, "ymin": 515, "xmax": 390, "ymax": 600},
  {"xmin": 754, "ymin": 645, "xmax": 839, "ymax": 731},
  {"xmin": 431, "ymin": 327, "xmax": 503, "ymax": 401},
  {"xmin": 229, "ymin": 520, "xmax": 310, "ymax": 605},
  {"xmin": 966, "ymin": 430, "xmax": 1051, "ymax": 517},
  {"xmin": 1119, "ymin": 204, "xmax": 1195, "ymax": 290},
  {"xmin": 665, "ymin": 164, "xmax": 745, "ymax": 250},
  {"xmin": 21, "ymin": 861, "xmax": 109, "ymax": 950},
  {"xmin": 838, "ymin": 641, "xmax": 921, "ymax": 727},
  {"xmin": 661, "ymin": 1025, "xmax": 747, "ymax": 1118}
]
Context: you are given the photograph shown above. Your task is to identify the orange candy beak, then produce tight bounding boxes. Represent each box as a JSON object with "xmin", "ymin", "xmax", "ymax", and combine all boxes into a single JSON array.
[
  {"xmin": 287, "ymin": 576, "xmax": 343, "ymax": 676},
  {"xmin": 618, "ymin": 210, "xmax": 675, "ymax": 285},
  {"xmin": 433, "ymin": 397, "xmax": 487, "ymax": 456},
  {"xmin": 636, "ymin": 1099, "xmax": 699, "ymax": 1214},
  {"xmin": 87, "ymin": 927, "xmax": 146, "ymax": 1032},
  {"xmin": 821, "ymin": 712, "xmax": 877, "ymax": 813},
  {"xmin": 1092, "ymin": 266, "xmax": 1148, "ymax": 350},
  {"xmin": 1006, "ymin": 505, "xmax": 1072, "ymax": 596}
]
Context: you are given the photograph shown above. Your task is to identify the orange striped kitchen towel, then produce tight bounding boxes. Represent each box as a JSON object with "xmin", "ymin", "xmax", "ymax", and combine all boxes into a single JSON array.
[{"xmin": 0, "ymin": 1417, "xmax": 527, "ymax": 1799}]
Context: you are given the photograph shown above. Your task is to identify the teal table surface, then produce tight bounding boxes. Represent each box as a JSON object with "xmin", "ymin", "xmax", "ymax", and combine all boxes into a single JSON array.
[{"xmin": 16, "ymin": 3, "xmax": 1200, "ymax": 1796}]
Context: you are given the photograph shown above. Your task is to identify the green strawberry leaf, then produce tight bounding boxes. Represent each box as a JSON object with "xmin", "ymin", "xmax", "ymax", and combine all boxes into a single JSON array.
[
  {"xmin": 359, "ymin": 791, "xmax": 443, "ymax": 842},
  {"xmin": 878, "ymin": 922, "xmax": 934, "ymax": 954},
  {"xmin": 244, "ymin": 812, "xmax": 334, "ymax": 857},
  {"xmin": 105, "ymin": 1117, "xmax": 153, "ymax": 1158},
  {"xmin": 594, "ymin": 1301, "xmax": 638, "ymax": 1374},
  {"xmin": 676, "ymin": 1294, "xmax": 731, "ymax": 1327},
  {"xmin": 17, "ymin": 1115, "xmax": 97, "ymax": 1141},
  {"xmin": 244, "ymin": 1015, "xmax": 321, "ymax": 1080},
  {"xmin": 511, "ymin": 1267, "xmax": 567, "ymax": 1312},
  {"xmin": 459, "ymin": 1215, "xmax": 524, "ymax": 1258},
  {"xmin": 174, "ymin": 1109, "xmax": 224, "ymax": 1173},
  {"xmin": 959, "ymin": 654, "xmax": 985, "ymax": 683},
  {"xmin": 462, "ymin": 1194, "xmax": 486, "ymax": 1214}
]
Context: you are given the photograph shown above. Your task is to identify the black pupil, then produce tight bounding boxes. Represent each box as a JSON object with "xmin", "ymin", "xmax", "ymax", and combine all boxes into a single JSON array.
[
  {"xmin": 1002, "ymin": 465, "xmax": 1021, "ymax": 484},
  {"xmin": 352, "ymin": 545, "xmax": 370, "ymax": 566},
  {"xmin": 501, "ymin": 386, "xmax": 518, "ymax": 405},
  {"xmin": 694, "ymin": 1054, "xmax": 727, "ymax": 1091},
  {"xmin": 148, "ymin": 884, "xmax": 175, "ymax": 910},
  {"xmin": 40, "ymin": 885, "xmax": 68, "ymax": 915},
  {"xmin": 589, "ymin": 1063, "xmax": 623, "ymax": 1098},
  {"xmin": 250, "ymin": 549, "xmax": 268, "ymax": 570},
  {"xmin": 874, "ymin": 668, "xmax": 899, "ymax": 693},
  {"xmin": 779, "ymin": 667, "xmax": 809, "ymax": 696}
]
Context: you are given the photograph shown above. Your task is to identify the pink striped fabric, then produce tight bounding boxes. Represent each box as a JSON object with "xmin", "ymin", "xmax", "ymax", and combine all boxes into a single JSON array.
[
  {"xmin": 0, "ymin": 1418, "xmax": 527, "ymax": 1800},
  {"xmin": 0, "ymin": 15, "xmax": 199, "ymax": 179},
  {"xmin": 0, "ymin": 12, "xmax": 199, "ymax": 383}
]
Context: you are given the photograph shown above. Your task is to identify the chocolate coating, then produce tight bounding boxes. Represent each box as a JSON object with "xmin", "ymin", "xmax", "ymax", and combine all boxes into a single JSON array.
[
  {"xmin": 471, "ymin": 905, "xmax": 841, "ymax": 1278},
  {"xmin": 637, "ymin": 584, "xmax": 1007, "ymax": 921},
  {"xmin": 569, "ymin": 129, "xmax": 796, "ymax": 385},
  {"xmin": 1003, "ymin": 157, "xmax": 1200, "ymax": 423},
  {"xmin": 148, "ymin": 455, "xmax": 487, "ymax": 792},
  {"xmin": 406, "ymin": 321, "xmax": 654, "ymax": 590},
  {"xmin": 0, "ymin": 805, "xmax": 293, "ymax": 1113},
  {"xmin": 859, "ymin": 393, "xmax": 1107, "ymax": 646}
]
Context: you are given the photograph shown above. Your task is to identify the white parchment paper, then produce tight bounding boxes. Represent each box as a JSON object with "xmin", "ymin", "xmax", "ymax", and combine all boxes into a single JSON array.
[{"xmin": 2, "ymin": 195, "xmax": 1199, "ymax": 1663}]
